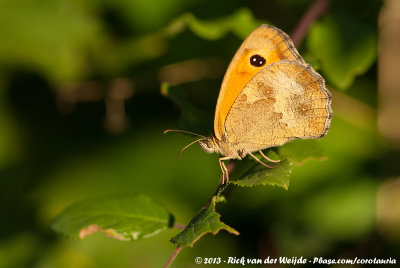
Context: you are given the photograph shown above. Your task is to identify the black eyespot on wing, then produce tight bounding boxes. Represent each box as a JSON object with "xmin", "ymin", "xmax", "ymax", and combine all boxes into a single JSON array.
[{"xmin": 250, "ymin": 54, "xmax": 266, "ymax": 67}]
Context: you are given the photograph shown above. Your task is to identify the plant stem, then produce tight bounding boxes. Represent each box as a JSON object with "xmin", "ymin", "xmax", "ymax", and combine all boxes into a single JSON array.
[
  {"xmin": 290, "ymin": 0, "xmax": 330, "ymax": 47},
  {"xmin": 165, "ymin": 161, "xmax": 236, "ymax": 267},
  {"xmin": 163, "ymin": 246, "xmax": 183, "ymax": 268}
]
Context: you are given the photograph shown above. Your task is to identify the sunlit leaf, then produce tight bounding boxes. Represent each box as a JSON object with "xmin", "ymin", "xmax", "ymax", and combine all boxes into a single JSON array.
[
  {"xmin": 51, "ymin": 194, "xmax": 173, "ymax": 241},
  {"xmin": 164, "ymin": 8, "xmax": 265, "ymax": 40},
  {"xmin": 231, "ymin": 157, "xmax": 292, "ymax": 190},
  {"xmin": 307, "ymin": 13, "xmax": 377, "ymax": 90},
  {"xmin": 278, "ymin": 140, "xmax": 327, "ymax": 165},
  {"xmin": 170, "ymin": 196, "xmax": 239, "ymax": 247}
]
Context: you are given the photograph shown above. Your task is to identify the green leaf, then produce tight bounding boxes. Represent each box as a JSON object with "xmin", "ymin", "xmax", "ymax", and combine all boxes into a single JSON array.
[
  {"xmin": 164, "ymin": 8, "xmax": 265, "ymax": 40},
  {"xmin": 307, "ymin": 13, "xmax": 377, "ymax": 90},
  {"xmin": 231, "ymin": 156, "xmax": 292, "ymax": 189},
  {"xmin": 51, "ymin": 194, "xmax": 173, "ymax": 241},
  {"xmin": 170, "ymin": 196, "xmax": 239, "ymax": 247},
  {"xmin": 278, "ymin": 140, "xmax": 327, "ymax": 165}
]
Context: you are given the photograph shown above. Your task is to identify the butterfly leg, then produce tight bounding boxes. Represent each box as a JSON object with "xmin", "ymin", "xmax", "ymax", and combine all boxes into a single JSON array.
[
  {"xmin": 221, "ymin": 161, "xmax": 229, "ymax": 183},
  {"xmin": 218, "ymin": 156, "xmax": 231, "ymax": 184},
  {"xmin": 259, "ymin": 150, "xmax": 281, "ymax": 163},
  {"xmin": 247, "ymin": 151, "xmax": 275, "ymax": 168}
]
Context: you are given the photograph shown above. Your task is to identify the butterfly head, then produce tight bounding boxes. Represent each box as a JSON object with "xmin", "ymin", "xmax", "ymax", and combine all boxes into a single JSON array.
[
  {"xmin": 199, "ymin": 136, "xmax": 243, "ymax": 160},
  {"xmin": 198, "ymin": 137, "xmax": 216, "ymax": 154}
]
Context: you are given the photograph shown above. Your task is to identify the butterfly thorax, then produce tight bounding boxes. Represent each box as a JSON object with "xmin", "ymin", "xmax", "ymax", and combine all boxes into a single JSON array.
[{"xmin": 199, "ymin": 135, "xmax": 246, "ymax": 160}]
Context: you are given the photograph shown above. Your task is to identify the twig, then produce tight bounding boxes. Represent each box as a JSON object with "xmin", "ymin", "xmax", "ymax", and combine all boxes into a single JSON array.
[
  {"xmin": 226, "ymin": 160, "xmax": 236, "ymax": 174},
  {"xmin": 199, "ymin": 160, "xmax": 236, "ymax": 210},
  {"xmin": 173, "ymin": 223, "xmax": 186, "ymax": 230},
  {"xmin": 290, "ymin": 0, "xmax": 330, "ymax": 47},
  {"xmin": 163, "ymin": 246, "xmax": 184, "ymax": 268},
  {"xmin": 165, "ymin": 161, "xmax": 236, "ymax": 267}
]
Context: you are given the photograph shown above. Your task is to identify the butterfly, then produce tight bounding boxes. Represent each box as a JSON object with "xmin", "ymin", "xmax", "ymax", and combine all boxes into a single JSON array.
[{"xmin": 165, "ymin": 24, "xmax": 332, "ymax": 184}]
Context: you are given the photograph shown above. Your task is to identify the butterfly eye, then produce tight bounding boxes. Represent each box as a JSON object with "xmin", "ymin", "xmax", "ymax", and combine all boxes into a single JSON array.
[{"xmin": 250, "ymin": 54, "xmax": 266, "ymax": 67}]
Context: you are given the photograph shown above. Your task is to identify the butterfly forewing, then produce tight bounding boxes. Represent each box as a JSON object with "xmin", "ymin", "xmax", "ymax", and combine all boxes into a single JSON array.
[{"xmin": 214, "ymin": 25, "xmax": 306, "ymax": 140}]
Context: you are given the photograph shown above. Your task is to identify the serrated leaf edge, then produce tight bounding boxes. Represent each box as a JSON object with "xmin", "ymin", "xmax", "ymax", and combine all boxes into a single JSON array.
[
  {"xmin": 230, "ymin": 160, "xmax": 292, "ymax": 190},
  {"xmin": 171, "ymin": 196, "xmax": 239, "ymax": 247},
  {"xmin": 231, "ymin": 179, "xmax": 290, "ymax": 190}
]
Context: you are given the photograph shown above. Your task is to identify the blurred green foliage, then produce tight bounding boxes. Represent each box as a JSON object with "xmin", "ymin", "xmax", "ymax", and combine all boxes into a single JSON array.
[
  {"xmin": 1, "ymin": 0, "xmax": 399, "ymax": 267},
  {"xmin": 51, "ymin": 194, "xmax": 173, "ymax": 241},
  {"xmin": 307, "ymin": 13, "xmax": 377, "ymax": 89}
]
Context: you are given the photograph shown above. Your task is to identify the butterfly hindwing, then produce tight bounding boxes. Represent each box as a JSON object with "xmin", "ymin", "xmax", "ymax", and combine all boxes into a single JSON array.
[{"xmin": 224, "ymin": 60, "xmax": 332, "ymax": 152}]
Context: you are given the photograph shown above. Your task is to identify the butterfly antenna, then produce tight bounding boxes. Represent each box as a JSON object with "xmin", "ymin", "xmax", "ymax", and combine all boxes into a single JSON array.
[
  {"xmin": 163, "ymin": 129, "xmax": 205, "ymax": 138},
  {"xmin": 177, "ymin": 137, "xmax": 205, "ymax": 160}
]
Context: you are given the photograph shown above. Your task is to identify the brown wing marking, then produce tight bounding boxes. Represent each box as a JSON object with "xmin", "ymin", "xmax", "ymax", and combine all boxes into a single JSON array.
[{"xmin": 224, "ymin": 60, "xmax": 332, "ymax": 152}]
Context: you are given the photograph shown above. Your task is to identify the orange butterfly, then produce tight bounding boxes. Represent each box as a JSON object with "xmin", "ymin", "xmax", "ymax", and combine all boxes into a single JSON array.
[{"xmin": 165, "ymin": 24, "xmax": 332, "ymax": 184}]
